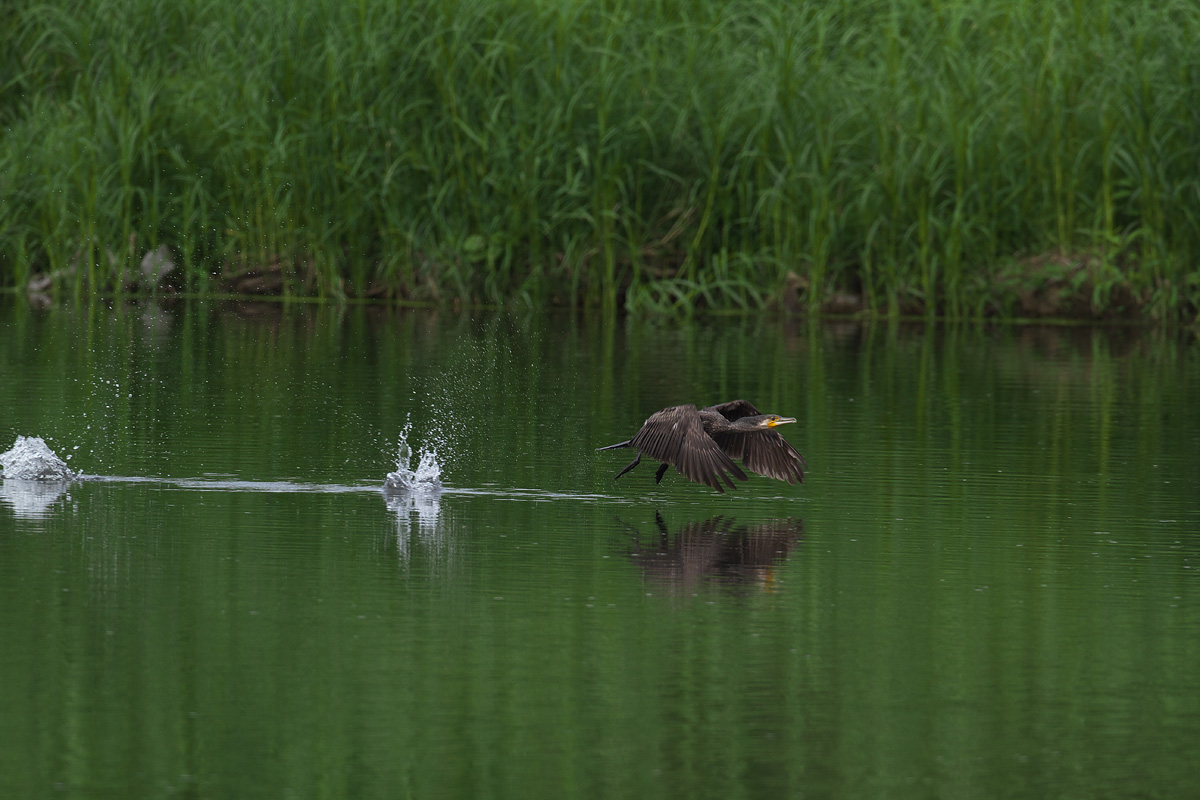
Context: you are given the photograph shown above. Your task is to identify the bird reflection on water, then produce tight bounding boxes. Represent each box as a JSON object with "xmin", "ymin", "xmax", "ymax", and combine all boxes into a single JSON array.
[{"xmin": 626, "ymin": 512, "xmax": 804, "ymax": 594}]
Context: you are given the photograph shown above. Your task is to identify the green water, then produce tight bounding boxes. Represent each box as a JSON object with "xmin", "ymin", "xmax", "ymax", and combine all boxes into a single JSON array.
[{"xmin": 1, "ymin": 302, "xmax": 1198, "ymax": 799}]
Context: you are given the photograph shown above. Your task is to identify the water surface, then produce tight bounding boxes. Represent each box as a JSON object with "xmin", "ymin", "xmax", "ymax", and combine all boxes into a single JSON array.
[{"xmin": 1, "ymin": 302, "xmax": 1197, "ymax": 798}]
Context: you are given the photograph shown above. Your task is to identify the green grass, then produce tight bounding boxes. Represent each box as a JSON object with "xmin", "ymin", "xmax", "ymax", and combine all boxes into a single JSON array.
[{"xmin": 2, "ymin": 0, "xmax": 1199, "ymax": 319}]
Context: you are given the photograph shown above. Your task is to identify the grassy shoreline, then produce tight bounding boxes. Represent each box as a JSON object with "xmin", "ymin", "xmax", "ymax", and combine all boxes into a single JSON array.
[{"xmin": 2, "ymin": 0, "xmax": 1199, "ymax": 319}]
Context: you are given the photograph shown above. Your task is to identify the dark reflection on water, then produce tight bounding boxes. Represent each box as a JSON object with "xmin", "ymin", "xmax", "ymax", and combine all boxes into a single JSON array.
[{"xmin": 625, "ymin": 512, "xmax": 803, "ymax": 594}]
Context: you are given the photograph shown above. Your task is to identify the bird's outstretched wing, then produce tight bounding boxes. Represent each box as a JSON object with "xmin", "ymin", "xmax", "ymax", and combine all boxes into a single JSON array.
[
  {"xmin": 705, "ymin": 399, "xmax": 806, "ymax": 484},
  {"xmin": 704, "ymin": 399, "xmax": 762, "ymax": 421},
  {"xmin": 709, "ymin": 426, "xmax": 806, "ymax": 484},
  {"xmin": 630, "ymin": 405, "xmax": 748, "ymax": 492}
]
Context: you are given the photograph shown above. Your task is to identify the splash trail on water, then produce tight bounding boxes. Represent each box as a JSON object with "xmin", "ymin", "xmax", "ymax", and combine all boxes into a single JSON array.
[{"xmin": 2, "ymin": 435, "xmax": 637, "ymax": 504}]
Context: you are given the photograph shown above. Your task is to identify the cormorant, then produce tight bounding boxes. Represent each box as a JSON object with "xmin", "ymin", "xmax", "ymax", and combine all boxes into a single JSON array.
[{"xmin": 597, "ymin": 400, "xmax": 805, "ymax": 493}]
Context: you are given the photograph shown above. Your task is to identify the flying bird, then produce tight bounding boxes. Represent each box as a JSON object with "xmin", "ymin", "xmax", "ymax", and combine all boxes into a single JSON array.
[{"xmin": 597, "ymin": 400, "xmax": 805, "ymax": 493}]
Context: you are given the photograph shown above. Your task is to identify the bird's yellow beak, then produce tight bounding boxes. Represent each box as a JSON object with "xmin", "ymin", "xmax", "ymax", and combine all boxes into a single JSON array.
[{"xmin": 768, "ymin": 416, "xmax": 797, "ymax": 427}]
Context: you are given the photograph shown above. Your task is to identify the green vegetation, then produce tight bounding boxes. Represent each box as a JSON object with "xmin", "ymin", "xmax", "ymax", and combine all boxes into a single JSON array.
[{"xmin": 2, "ymin": 0, "xmax": 1199, "ymax": 319}]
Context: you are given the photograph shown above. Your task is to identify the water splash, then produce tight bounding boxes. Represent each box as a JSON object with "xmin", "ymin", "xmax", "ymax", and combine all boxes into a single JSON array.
[
  {"xmin": 0, "ymin": 436, "xmax": 77, "ymax": 481},
  {"xmin": 402, "ymin": 330, "xmax": 509, "ymax": 473},
  {"xmin": 384, "ymin": 421, "xmax": 443, "ymax": 493},
  {"xmin": 384, "ymin": 421, "xmax": 447, "ymax": 564}
]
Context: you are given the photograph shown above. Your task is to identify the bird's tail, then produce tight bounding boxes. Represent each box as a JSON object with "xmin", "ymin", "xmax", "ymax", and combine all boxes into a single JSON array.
[{"xmin": 595, "ymin": 439, "xmax": 632, "ymax": 451}]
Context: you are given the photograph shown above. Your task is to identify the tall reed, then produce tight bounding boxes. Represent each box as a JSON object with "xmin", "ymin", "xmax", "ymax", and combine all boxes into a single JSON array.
[{"xmin": 1, "ymin": 0, "xmax": 1198, "ymax": 319}]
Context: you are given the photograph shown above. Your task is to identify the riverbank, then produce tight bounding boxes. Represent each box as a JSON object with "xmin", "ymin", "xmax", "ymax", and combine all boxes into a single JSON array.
[{"xmin": 2, "ymin": 0, "xmax": 1198, "ymax": 320}]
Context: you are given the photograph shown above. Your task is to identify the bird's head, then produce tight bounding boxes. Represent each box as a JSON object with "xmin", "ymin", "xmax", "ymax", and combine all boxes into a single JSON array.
[{"xmin": 742, "ymin": 414, "xmax": 797, "ymax": 429}]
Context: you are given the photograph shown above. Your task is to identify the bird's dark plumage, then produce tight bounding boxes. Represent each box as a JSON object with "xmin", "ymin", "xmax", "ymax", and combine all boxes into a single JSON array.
[{"xmin": 597, "ymin": 400, "xmax": 806, "ymax": 492}]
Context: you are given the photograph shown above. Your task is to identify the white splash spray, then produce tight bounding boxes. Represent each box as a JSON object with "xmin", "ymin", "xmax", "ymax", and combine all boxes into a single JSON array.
[
  {"xmin": 384, "ymin": 419, "xmax": 448, "ymax": 565},
  {"xmin": 384, "ymin": 420, "xmax": 443, "ymax": 492},
  {"xmin": 0, "ymin": 436, "xmax": 77, "ymax": 481}
]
